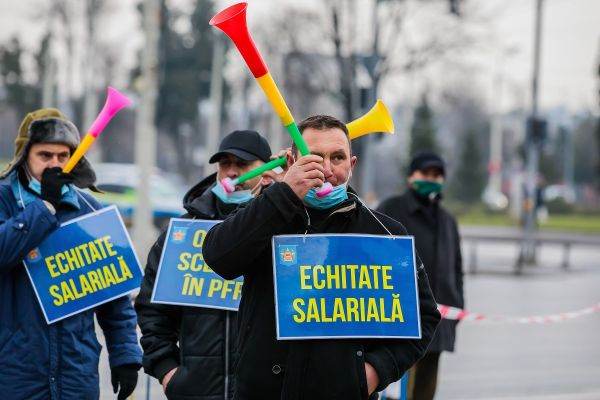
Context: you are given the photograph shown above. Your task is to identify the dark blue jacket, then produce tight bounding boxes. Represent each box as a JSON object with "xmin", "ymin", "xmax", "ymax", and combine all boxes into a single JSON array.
[{"xmin": 0, "ymin": 172, "xmax": 142, "ymax": 400}]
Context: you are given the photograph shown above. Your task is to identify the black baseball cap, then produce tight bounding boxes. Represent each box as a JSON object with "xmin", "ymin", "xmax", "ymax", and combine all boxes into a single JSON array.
[
  {"xmin": 408, "ymin": 151, "xmax": 446, "ymax": 176},
  {"xmin": 209, "ymin": 130, "xmax": 272, "ymax": 164}
]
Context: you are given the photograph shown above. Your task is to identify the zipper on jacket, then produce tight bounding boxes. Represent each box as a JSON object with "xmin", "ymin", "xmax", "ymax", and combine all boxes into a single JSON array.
[{"xmin": 302, "ymin": 207, "xmax": 311, "ymax": 234}]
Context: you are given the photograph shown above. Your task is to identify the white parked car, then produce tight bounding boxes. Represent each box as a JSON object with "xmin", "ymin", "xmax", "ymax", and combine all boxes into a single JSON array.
[{"xmin": 91, "ymin": 163, "xmax": 186, "ymax": 228}]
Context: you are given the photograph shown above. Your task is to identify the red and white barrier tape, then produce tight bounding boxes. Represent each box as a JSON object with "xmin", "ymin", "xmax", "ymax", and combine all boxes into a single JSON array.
[{"xmin": 437, "ymin": 302, "xmax": 600, "ymax": 324}]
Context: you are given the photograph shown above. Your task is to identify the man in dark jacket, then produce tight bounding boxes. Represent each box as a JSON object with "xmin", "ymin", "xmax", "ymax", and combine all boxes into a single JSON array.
[
  {"xmin": 135, "ymin": 130, "xmax": 274, "ymax": 400},
  {"xmin": 377, "ymin": 151, "xmax": 464, "ymax": 400},
  {"xmin": 203, "ymin": 116, "xmax": 441, "ymax": 400},
  {"xmin": 0, "ymin": 108, "xmax": 142, "ymax": 400}
]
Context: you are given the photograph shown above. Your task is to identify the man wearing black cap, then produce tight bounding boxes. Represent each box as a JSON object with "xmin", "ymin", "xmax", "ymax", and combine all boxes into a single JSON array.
[
  {"xmin": 135, "ymin": 130, "xmax": 274, "ymax": 400},
  {"xmin": 377, "ymin": 151, "xmax": 464, "ymax": 400}
]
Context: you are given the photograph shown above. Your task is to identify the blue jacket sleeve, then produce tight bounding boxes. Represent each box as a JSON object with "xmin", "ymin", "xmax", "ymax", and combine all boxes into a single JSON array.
[
  {"xmin": 96, "ymin": 295, "xmax": 143, "ymax": 368},
  {"xmin": 0, "ymin": 198, "xmax": 59, "ymax": 274}
]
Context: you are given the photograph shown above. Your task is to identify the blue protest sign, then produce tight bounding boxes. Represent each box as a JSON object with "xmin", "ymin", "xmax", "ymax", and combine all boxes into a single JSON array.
[
  {"xmin": 23, "ymin": 205, "xmax": 142, "ymax": 324},
  {"xmin": 272, "ymin": 234, "xmax": 420, "ymax": 340},
  {"xmin": 151, "ymin": 219, "xmax": 243, "ymax": 311}
]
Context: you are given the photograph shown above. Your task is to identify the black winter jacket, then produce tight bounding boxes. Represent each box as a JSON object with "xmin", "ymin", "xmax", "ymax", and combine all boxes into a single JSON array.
[
  {"xmin": 203, "ymin": 183, "xmax": 441, "ymax": 400},
  {"xmin": 377, "ymin": 190, "xmax": 464, "ymax": 352},
  {"xmin": 135, "ymin": 174, "xmax": 237, "ymax": 400}
]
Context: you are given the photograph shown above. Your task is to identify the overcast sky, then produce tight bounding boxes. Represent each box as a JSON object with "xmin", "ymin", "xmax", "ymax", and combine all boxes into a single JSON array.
[
  {"xmin": 487, "ymin": 0, "xmax": 599, "ymax": 113},
  {"xmin": 1, "ymin": 0, "xmax": 599, "ymax": 114}
]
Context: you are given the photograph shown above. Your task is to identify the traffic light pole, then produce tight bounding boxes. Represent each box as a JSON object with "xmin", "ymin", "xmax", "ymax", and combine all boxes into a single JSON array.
[{"xmin": 517, "ymin": 0, "xmax": 544, "ymax": 272}]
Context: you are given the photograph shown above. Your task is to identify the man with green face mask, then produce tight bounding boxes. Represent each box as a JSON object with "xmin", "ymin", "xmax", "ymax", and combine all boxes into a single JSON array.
[{"xmin": 377, "ymin": 151, "xmax": 464, "ymax": 400}]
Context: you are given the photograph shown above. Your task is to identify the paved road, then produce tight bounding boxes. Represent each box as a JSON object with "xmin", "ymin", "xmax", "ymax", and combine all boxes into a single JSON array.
[
  {"xmin": 437, "ymin": 241, "xmax": 600, "ymax": 399},
  {"xmin": 459, "ymin": 225, "xmax": 600, "ymax": 243},
  {"xmin": 96, "ymin": 240, "xmax": 600, "ymax": 399}
]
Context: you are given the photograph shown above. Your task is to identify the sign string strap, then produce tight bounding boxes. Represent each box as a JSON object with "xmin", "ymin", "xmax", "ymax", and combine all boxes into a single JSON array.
[{"xmin": 349, "ymin": 192, "xmax": 426, "ymax": 271}]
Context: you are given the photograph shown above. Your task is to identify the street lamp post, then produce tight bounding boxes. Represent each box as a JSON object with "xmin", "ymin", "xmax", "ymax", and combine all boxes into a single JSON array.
[
  {"xmin": 206, "ymin": 35, "xmax": 225, "ymax": 174},
  {"xmin": 133, "ymin": 0, "xmax": 160, "ymax": 260}
]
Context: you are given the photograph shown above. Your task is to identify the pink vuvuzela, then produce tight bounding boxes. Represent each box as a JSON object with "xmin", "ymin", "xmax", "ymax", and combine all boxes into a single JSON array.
[{"xmin": 88, "ymin": 87, "xmax": 132, "ymax": 137}]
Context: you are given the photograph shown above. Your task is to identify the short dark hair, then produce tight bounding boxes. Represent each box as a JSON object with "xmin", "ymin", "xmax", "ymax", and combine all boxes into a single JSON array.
[{"xmin": 292, "ymin": 115, "xmax": 350, "ymax": 155}]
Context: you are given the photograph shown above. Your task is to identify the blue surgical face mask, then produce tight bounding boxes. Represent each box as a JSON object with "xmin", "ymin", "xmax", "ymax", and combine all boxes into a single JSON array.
[
  {"xmin": 28, "ymin": 176, "xmax": 69, "ymax": 196},
  {"xmin": 211, "ymin": 182, "xmax": 254, "ymax": 205},
  {"xmin": 303, "ymin": 174, "xmax": 351, "ymax": 210}
]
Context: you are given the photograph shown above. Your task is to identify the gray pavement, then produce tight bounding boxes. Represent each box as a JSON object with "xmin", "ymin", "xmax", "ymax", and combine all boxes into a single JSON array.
[
  {"xmin": 96, "ymin": 239, "xmax": 600, "ymax": 399},
  {"xmin": 437, "ymin": 241, "xmax": 600, "ymax": 399}
]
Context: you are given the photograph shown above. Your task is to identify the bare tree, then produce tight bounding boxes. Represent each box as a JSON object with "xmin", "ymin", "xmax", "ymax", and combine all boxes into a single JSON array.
[
  {"xmin": 252, "ymin": 0, "xmax": 478, "ymax": 122},
  {"xmin": 82, "ymin": 0, "xmax": 104, "ymax": 160},
  {"xmin": 53, "ymin": 0, "xmax": 78, "ymax": 115}
]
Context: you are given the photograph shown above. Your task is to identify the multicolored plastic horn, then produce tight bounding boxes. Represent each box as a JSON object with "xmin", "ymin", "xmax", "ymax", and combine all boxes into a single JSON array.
[
  {"xmin": 220, "ymin": 100, "xmax": 395, "ymax": 194},
  {"xmin": 220, "ymin": 156, "xmax": 286, "ymax": 193},
  {"xmin": 210, "ymin": 2, "xmax": 332, "ymax": 197},
  {"xmin": 63, "ymin": 87, "xmax": 131, "ymax": 173}
]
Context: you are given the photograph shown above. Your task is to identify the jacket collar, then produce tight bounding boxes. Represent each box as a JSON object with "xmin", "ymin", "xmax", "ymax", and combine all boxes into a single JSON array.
[
  {"xmin": 10, "ymin": 171, "xmax": 80, "ymax": 210},
  {"xmin": 327, "ymin": 187, "xmax": 361, "ymax": 216},
  {"xmin": 330, "ymin": 202, "xmax": 357, "ymax": 215},
  {"xmin": 405, "ymin": 189, "xmax": 425, "ymax": 215},
  {"xmin": 305, "ymin": 190, "xmax": 359, "ymax": 227},
  {"xmin": 183, "ymin": 173, "xmax": 262, "ymax": 219},
  {"xmin": 183, "ymin": 173, "xmax": 220, "ymax": 219}
]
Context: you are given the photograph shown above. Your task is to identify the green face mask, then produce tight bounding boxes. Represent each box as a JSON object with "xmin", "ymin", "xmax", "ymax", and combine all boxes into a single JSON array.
[{"xmin": 412, "ymin": 179, "xmax": 443, "ymax": 198}]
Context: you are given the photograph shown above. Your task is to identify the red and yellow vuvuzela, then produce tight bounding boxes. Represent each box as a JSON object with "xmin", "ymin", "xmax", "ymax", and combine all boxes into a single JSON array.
[
  {"xmin": 209, "ymin": 3, "xmax": 305, "ymax": 152},
  {"xmin": 210, "ymin": 2, "xmax": 334, "ymax": 196}
]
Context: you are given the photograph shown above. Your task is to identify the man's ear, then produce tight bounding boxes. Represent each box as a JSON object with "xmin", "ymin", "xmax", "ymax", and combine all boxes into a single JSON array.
[{"xmin": 350, "ymin": 155, "xmax": 357, "ymax": 169}]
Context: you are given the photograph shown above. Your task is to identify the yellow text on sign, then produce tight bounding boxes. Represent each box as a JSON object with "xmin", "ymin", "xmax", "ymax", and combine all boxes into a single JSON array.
[
  {"xmin": 299, "ymin": 264, "xmax": 394, "ymax": 290},
  {"xmin": 181, "ymin": 274, "xmax": 242, "ymax": 300}
]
